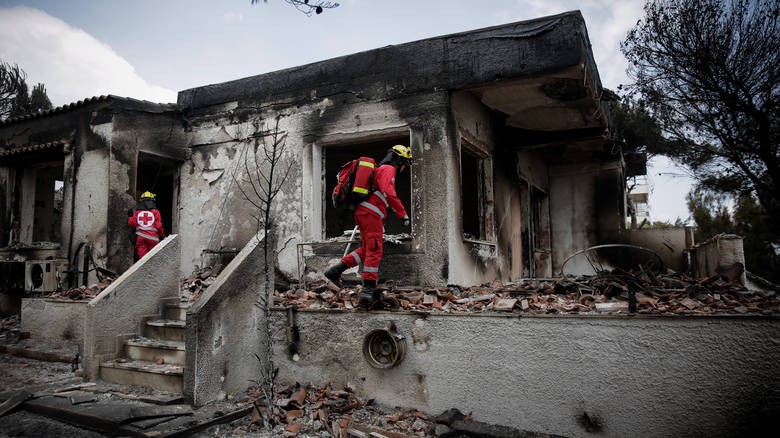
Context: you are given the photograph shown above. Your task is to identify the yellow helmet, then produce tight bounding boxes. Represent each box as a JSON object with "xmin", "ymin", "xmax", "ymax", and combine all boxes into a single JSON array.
[
  {"xmin": 391, "ymin": 145, "xmax": 413, "ymax": 160},
  {"xmin": 140, "ymin": 191, "xmax": 156, "ymax": 201}
]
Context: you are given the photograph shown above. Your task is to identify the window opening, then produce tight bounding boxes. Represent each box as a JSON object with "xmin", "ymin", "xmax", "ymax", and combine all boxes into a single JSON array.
[
  {"xmin": 323, "ymin": 137, "xmax": 411, "ymax": 239},
  {"xmin": 32, "ymin": 165, "xmax": 64, "ymax": 243},
  {"xmin": 461, "ymin": 148, "xmax": 482, "ymax": 240},
  {"xmin": 531, "ymin": 186, "xmax": 550, "ymax": 250},
  {"xmin": 460, "ymin": 141, "xmax": 492, "ymax": 242}
]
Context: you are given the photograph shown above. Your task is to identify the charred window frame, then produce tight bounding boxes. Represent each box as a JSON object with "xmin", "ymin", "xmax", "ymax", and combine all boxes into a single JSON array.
[
  {"xmin": 31, "ymin": 164, "xmax": 64, "ymax": 243},
  {"xmin": 0, "ymin": 143, "xmax": 65, "ymax": 246},
  {"xmin": 322, "ymin": 136, "xmax": 412, "ymax": 239},
  {"xmin": 460, "ymin": 140, "xmax": 494, "ymax": 242}
]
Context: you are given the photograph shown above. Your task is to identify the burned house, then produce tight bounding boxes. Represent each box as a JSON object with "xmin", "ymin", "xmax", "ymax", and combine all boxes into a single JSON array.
[
  {"xmin": 0, "ymin": 96, "xmax": 185, "ymax": 301},
  {"xmin": 0, "ymin": 11, "xmax": 776, "ymax": 437},
  {"xmin": 1, "ymin": 11, "xmax": 660, "ymax": 297},
  {"xmin": 177, "ymin": 11, "xmax": 623, "ymax": 286}
]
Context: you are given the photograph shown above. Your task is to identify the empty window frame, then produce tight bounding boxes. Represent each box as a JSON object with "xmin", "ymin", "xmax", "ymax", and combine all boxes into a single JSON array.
[
  {"xmin": 460, "ymin": 141, "xmax": 493, "ymax": 241},
  {"xmin": 31, "ymin": 164, "xmax": 64, "ymax": 243},
  {"xmin": 323, "ymin": 137, "xmax": 412, "ymax": 239},
  {"xmin": 531, "ymin": 186, "xmax": 550, "ymax": 250}
]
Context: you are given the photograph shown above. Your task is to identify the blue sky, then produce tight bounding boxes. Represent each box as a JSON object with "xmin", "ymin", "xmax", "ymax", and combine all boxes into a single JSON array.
[{"xmin": 0, "ymin": 0, "xmax": 694, "ymax": 222}]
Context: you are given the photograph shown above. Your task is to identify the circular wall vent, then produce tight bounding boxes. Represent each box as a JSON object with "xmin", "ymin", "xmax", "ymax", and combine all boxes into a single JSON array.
[{"xmin": 363, "ymin": 329, "xmax": 406, "ymax": 369}]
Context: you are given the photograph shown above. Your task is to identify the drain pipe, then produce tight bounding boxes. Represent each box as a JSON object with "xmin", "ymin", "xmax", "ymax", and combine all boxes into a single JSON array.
[{"xmin": 286, "ymin": 306, "xmax": 300, "ymax": 361}]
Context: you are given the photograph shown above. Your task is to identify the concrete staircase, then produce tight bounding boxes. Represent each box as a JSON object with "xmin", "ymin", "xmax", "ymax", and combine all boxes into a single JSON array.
[{"xmin": 98, "ymin": 298, "xmax": 189, "ymax": 393}]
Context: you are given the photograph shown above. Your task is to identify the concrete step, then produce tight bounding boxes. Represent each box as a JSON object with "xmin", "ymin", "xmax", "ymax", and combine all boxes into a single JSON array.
[
  {"xmin": 144, "ymin": 319, "xmax": 186, "ymax": 342},
  {"xmin": 164, "ymin": 302, "xmax": 191, "ymax": 321},
  {"xmin": 99, "ymin": 359, "xmax": 183, "ymax": 394},
  {"xmin": 125, "ymin": 337, "xmax": 186, "ymax": 366}
]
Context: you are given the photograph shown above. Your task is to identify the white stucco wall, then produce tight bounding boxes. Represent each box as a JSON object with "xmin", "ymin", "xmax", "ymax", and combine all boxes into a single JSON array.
[
  {"xmin": 20, "ymin": 298, "xmax": 86, "ymax": 342},
  {"xmin": 271, "ymin": 310, "xmax": 779, "ymax": 437},
  {"xmin": 72, "ymin": 149, "xmax": 110, "ymax": 270}
]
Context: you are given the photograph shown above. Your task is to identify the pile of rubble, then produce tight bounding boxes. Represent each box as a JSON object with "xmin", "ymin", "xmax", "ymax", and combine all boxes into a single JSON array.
[
  {"xmin": 0, "ymin": 315, "xmax": 22, "ymax": 344},
  {"xmin": 277, "ymin": 267, "xmax": 779, "ymax": 316},
  {"xmin": 46, "ymin": 278, "xmax": 114, "ymax": 300},
  {"xmin": 227, "ymin": 383, "xmax": 555, "ymax": 437},
  {"xmin": 237, "ymin": 383, "xmax": 434, "ymax": 436},
  {"xmin": 179, "ymin": 264, "xmax": 223, "ymax": 303}
]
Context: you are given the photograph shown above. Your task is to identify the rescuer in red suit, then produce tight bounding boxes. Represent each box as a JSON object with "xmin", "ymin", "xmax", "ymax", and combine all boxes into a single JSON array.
[
  {"xmin": 127, "ymin": 191, "xmax": 165, "ymax": 259},
  {"xmin": 323, "ymin": 145, "xmax": 412, "ymax": 309}
]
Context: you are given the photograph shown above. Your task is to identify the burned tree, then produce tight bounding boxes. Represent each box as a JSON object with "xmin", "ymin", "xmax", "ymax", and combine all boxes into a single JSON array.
[
  {"xmin": 250, "ymin": 0, "xmax": 339, "ymax": 15},
  {"xmin": 231, "ymin": 114, "xmax": 294, "ymax": 427},
  {"xmin": 621, "ymin": 0, "xmax": 780, "ymax": 231}
]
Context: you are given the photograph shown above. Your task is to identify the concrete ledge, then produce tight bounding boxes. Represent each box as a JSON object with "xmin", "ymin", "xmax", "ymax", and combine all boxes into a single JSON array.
[
  {"xmin": 270, "ymin": 309, "xmax": 779, "ymax": 437},
  {"xmin": 100, "ymin": 362, "xmax": 183, "ymax": 394},
  {"xmin": 20, "ymin": 298, "xmax": 87, "ymax": 343},
  {"xmin": 0, "ymin": 344, "xmax": 75, "ymax": 363}
]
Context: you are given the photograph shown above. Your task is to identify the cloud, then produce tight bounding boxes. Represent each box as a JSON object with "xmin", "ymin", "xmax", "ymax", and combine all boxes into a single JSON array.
[
  {"xmin": 222, "ymin": 11, "xmax": 244, "ymax": 23},
  {"xmin": 0, "ymin": 6, "xmax": 177, "ymax": 106}
]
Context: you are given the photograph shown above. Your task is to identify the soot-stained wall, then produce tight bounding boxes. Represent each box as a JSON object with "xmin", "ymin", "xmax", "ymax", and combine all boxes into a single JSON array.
[
  {"xmin": 0, "ymin": 98, "xmax": 183, "ymax": 281},
  {"xmin": 270, "ymin": 310, "xmax": 779, "ymax": 438}
]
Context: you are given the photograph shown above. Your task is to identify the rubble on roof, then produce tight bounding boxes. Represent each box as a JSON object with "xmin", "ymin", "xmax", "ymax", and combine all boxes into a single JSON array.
[{"xmin": 277, "ymin": 266, "xmax": 779, "ymax": 316}]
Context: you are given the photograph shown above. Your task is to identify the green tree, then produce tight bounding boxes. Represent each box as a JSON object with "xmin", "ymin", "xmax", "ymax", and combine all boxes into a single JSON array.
[
  {"xmin": 686, "ymin": 187, "xmax": 734, "ymax": 242},
  {"xmin": 0, "ymin": 61, "xmax": 26, "ymax": 120},
  {"xmin": 608, "ymin": 93, "xmax": 669, "ymax": 157},
  {"xmin": 29, "ymin": 83, "xmax": 52, "ymax": 114},
  {"xmin": 621, "ymin": 0, "xmax": 780, "ymax": 231},
  {"xmin": 732, "ymin": 192, "xmax": 779, "ymax": 282},
  {"xmin": 0, "ymin": 60, "xmax": 52, "ymax": 120}
]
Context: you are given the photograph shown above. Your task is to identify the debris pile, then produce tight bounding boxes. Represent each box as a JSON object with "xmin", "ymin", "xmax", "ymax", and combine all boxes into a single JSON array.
[
  {"xmin": 179, "ymin": 264, "xmax": 223, "ymax": 302},
  {"xmin": 277, "ymin": 267, "xmax": 779, "ymax": 316},
  {"xmin": 0, "ymin": 315, "xmax": 23, "ymax": 344},
  {"xmin": 239, "ymin": 383, "xmax": 434, "ymax": 437},
  {"xmin": 46, "ymin": 278, "xmax": 114, "ymax": 300}
]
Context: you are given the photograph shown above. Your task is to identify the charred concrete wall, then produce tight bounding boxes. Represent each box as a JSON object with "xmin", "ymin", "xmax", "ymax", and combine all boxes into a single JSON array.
[
  {"xmin": 609, "ymin": 227, "xmax": 692, "ymax": 272},
  {"xmin": 185, "ymin": 233, "xmax": 270, "ymax": 406},
  {"xmin": 0, "ymin": 107, "xmax": 110, "ymax": 262},
  {"xmin": 178, "ymin": 89, "xmax": 454, "ymax": 286},
  {"xmin": 449, "ymin": 90, "xmax": 522, "ymax": 285},
  {"xmin": 107, "ymin": 110, "xmax": 187, "ymax": 274},
  {"xmin": 549, "ymin": 162, "xmax": 624, "ymax": 274},
  {"xmin": 0, "ymin": 99, "xmax": 184, "ymax": 281},
  {"xmin": 270, "ymin": 310, "xmax": 779, "ymax": 437}
]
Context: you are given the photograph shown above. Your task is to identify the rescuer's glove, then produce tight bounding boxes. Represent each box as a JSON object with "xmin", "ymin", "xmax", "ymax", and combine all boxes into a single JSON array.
[{"xmin": 402, "ymin": 215, "xmax": 410, "ymax": 227}]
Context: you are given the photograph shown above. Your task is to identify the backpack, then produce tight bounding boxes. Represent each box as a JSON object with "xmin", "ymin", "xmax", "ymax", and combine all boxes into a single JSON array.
[{"xmin": 331, "ymin": 156, "xmax": 376, "ymax": 208}]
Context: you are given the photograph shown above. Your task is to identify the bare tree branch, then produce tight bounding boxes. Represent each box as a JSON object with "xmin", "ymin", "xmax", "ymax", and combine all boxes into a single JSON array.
[{"xmin": 250, "ymin": 0, "xmax": 339, "ymax": 16}]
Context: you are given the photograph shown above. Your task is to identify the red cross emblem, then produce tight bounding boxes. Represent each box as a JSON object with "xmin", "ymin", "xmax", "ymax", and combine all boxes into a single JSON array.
[{"xmin": 138, "ymin": 211, "xmax": 154, "ymax": 227}]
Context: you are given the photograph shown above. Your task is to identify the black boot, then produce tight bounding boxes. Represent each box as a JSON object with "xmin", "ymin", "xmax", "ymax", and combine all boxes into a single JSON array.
[
  {"xmin": 358, "ymin": 280, "xmax": 377, "ymax": 309},
  {"xmin": 323, "ymin": 261, "xmax": 348, "ymax": 288},
  {"xmin": 370, "ymin": 289, "xmax": 384, "ymax": 310}
]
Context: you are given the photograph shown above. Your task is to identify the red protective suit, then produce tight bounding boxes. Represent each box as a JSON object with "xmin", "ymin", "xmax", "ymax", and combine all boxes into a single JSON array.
[
  {"xmin": 340, "ymin": 164, "xmax": 407, "ymax": 282},
  {"xmin": 128, "ymin": 208, "xmax": 165, "ymax": 259}
]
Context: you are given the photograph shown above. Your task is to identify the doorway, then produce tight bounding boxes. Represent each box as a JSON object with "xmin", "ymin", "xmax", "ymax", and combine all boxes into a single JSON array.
[{"xmin": 136, "ymin": 154, "xmax": 178, "ymax": 235}]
